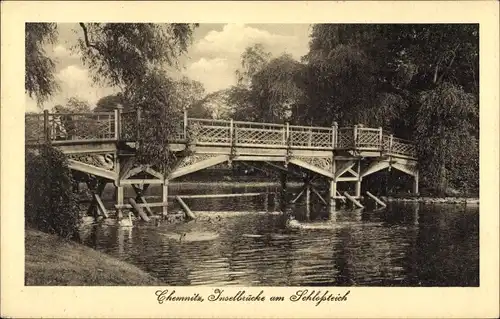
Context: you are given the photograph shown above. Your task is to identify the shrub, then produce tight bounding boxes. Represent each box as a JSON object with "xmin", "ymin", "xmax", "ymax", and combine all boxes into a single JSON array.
[{"xmin": 25, "ymin": 144, "xmax": 80, "ymax": 239}]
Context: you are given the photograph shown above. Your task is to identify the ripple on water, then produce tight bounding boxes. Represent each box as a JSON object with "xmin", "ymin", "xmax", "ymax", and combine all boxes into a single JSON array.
[{"xmin": 80, "ymin": 192, "xmax": 479, "ymax": 287}]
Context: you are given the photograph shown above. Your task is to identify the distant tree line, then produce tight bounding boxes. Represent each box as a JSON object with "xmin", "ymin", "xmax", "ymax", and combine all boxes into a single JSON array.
[{"xmin": 199, "ymin": 24, "xmax": 479, "ymax": 196}]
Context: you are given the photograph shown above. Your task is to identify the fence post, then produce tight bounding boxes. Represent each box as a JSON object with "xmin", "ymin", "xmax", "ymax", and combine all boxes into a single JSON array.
[
  {"xmin": 332, "ymin": 122, "xmax": 338, "ymax": 149},
  {"xmin": 379, "ymin": 127, "xmax": 383, "ymax": 150},
  {"xmin": 183, "ymin": 107, "xmax": 188, "ymax": 139},
  {"xmin": 286, "ymin": 122, "xmax": 290, "ymax": 146},
  {"xmin": 308, "ymin": 126, "xmax": 312, "ymax": 147},
  {"xmin": 353, "ymin": 124, "xmax": 358, "ymax": 148},
  {"xmin": 43, "ymin": 110, "xmax": 50, "ymax": 143},
  {"xmin": 136, "ymin": 107, "xmax": 142, "ymax": 141},
  {"xmin": 229, "ymin": 118, "xmax": 234, "ymax": 145},
  {"xmin": 389, "ymin": 134, "xmax": 394, "ymax": 153},
  {"xmin": 115, "ymin": 104, "xmax": 123, "ymax": 141}
]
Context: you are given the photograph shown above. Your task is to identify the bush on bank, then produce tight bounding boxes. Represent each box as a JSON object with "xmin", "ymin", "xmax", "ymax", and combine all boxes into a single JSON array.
[{"xmin": 25, "ymin": 144, "xmax": 80, "ymax": 239}]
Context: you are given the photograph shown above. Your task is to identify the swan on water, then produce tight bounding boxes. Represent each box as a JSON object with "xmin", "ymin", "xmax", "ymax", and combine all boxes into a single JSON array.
[
  {"xmin": 285, "ymin": 215, "xmax": 303, "ymax": 230},
  {"xmin": 118, "ymin": 212, "xmax": 133, "ymax": 227}
]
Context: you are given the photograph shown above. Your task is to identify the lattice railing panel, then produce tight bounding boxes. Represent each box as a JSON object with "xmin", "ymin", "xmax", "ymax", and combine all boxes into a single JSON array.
[
  {"xmin": 47, "ymin": 113, "xmax": 115, "ymax": 141},
  {"xmin": 391, "ymin": 138, "xmax": 416, "ymax": 157},
  {"xmin": 236, "ymin": 127, "xmax": 284, "ymax": 145},
  {"xmin": 189, "ymin": 119, "xmax": 231, "ymax": 144},
  {"xmin": 338, "ymin": 128, "xmax": 354, "ymax": 149},
  {"xmin": 25, "ymin": 114, "xmax": 44, "ymax": 142},
  {"xmin": 382, "ymin": 134, "xmax": 391, "ymax": 151},
  {"xmin": 289, "ymin": 127, "xmax": 333, "ymax": 148},
  {"xmin": 121, "ymin": 112, "xmax": 137, "ymax": 140},
  {"xmin": 356, "ymin": 129, "xmax": 381, "ymax": 149}
]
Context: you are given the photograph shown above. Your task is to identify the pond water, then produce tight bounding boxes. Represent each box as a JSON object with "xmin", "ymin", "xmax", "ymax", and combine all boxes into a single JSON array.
[{"xmin": 78, "ymin": 183, "xmax": 479, "ymax": 287}]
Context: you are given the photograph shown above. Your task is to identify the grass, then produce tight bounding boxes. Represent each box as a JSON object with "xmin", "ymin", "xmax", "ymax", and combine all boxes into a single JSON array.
[{"xmin": 25, "ymin": 228, "xmax": 162, "ymax": 286}]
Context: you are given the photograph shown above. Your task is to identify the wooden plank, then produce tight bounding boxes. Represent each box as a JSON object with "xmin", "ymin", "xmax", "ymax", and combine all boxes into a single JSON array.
[
  {"xmin": 68, "ymin": 160, "xmax": 117, "ymax": 180},
  {"xmin": 289, "ymin": 159, "xmax": 334, "ymax": 179},
  {"xmin": 391, "ymin": 162, "xmax": 417, "ymax": 176},
  {"xmin": 337, "ymin": 176, "xmax": 358, "ymax": 181},
  {"xmin": 311, "ymin": 187, "xmax": 328, "ymax": 205},
  {"xmin": 120, "ymin": 179, "xmax": 164, "ymax": 185},
  {"xmin": 115, "ymin": 202, "xmax": 168, "ymax": 209},
  {"xmin": 290, "ymin": 187, "xmax": 306, "ymax": 204},
  {"xmin": 334, "ymin": 160, "xmax": 355, "ymax": 179},
  {"xmin": 118, "ymin": 157, "xmax": 136, "ymax": 180},
  {"xmin": 144, "ymin": 166, "xmax": 164, "ymax": 180},
  {"xmin": 360, "ymin": 160, "xmax": 390, "ymax": 177},
  {"xmin": 167, "ymin": 192, "xmax": 269, "ymax": 199},
  {"xmin": 94, "ymin": 194, "xmax": 109, "ymax": 218},
  {"xmin": 176, "ymin": 196, "xmax": 196, "ymax": 220},
  {"xmin": 169, "ymin": 155, "xmax": 229, "ymax": 179},
  {"xmin": 366, "ymin": 191, "xmax": 387, "ymax": 208},
  {"xmin": 344, "ymin": 192, "xmax": 364, "ymax": 209},
  {"xmin": 233, "ymin": 155, "xmax": 284, "ymax": 162},
  {"xmin": 128, "ymin": 198, "xmax": 150, "ymax": 222}
]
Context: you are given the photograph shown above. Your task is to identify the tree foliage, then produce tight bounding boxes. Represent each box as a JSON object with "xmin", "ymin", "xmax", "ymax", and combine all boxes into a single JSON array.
[
  {"xmin": 76, "ymin": 23, "xmax": 198, "ymax": 88},
  {"xmin": 303, "ymin": 24, "xmax": 479, "ymax": 195},
  {"xmin": 25, "ymin": 23, "xmax": 198, "ymax": 106},
  {"xmin": 249, "ymin": 54, "xmax": 305, "ymax": 123},
  {"xmin": 123, "ymin": 68, "xmax": 185, "ymax": 175},
  {"xmin": 235, "ymin": 43, "xmax": 272, "ymax": 87},
  {"xmin": 25, "ymin": 23, "xmax": 59, "ymax": 104},
  {"xmin": 25, "ymin": 145, "xmax": 80, "ymax": 239}
]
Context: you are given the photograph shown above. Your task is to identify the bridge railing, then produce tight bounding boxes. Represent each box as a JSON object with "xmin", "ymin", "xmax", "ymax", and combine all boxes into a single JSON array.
[
  {"xmin": 25, "ymin": 111, "xmax": 116, "ymax": 143},
  {"xmin": 25, "ymin": 109, "xmax": 417, "ymax": 158}
]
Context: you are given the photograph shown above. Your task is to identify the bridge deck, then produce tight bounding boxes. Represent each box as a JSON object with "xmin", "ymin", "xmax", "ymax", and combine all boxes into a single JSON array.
[{"xmin": 25, "ymin": 110, "xmax": 416, "ymax": 159}]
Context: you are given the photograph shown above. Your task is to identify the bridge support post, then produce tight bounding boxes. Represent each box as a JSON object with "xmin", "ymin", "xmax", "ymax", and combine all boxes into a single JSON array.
[
  {"xmin": 115, "ymin": 184, "xmax": 124, "ymax": 219},
  {"xmin": 413, "ymin": 171, "xmax": 419, "ymax": 195},
  {"xmin": 329, "ymin": 179, "xmax": 337, "ymax": 217},
  {"xmin": 279, "ymin": 172, "xmax": 288, "ymax": 212},
  {"xmin": 329, "ymin": 157, "xmax": 337, "ymax": 218},
  {"xmin": 162, "ymin": 180, "xmax": 169, "ymax": 217},
  {"xmin": 305, "ymin": 184, "xmax": 311, "ymax": 221},
  {"xmin": 355, "ymin": 160, "xmax": 362, "ymax": 198}
]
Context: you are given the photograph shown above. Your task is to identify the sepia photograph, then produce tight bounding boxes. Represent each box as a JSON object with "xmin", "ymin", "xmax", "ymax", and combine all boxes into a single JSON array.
[
  {"xmin": 1, "ymin": 1, "xmax": 499, "ymax": 318},
  {"xmin": 23, "ymin": 22, "xmax": 480, "ymax": 287}
]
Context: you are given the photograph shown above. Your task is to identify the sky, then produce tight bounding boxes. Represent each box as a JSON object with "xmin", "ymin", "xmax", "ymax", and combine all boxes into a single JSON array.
[{"xmin": 25, "ymin": 23, "xmax": 312, "ymax": 112}]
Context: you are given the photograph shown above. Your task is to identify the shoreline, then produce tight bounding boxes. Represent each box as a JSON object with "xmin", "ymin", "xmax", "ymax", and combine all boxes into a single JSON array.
[
  {"xmin": 380, "ymin": 196, "xmax": 479, "ymax": 205},
  {"xmin": 25, "ymin": 228, "xmax": 162, "ymax": 285}
]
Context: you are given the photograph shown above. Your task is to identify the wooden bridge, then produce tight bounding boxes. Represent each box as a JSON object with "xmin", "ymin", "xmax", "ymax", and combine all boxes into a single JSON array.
[{"xmin": 25, "ymin": 107, "xmax": 418, "ymax": 219}]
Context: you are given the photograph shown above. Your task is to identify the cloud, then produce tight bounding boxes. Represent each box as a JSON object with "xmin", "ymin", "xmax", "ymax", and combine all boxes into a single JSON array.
[
  {"xmin": 183, "ymin": 58, "xmax": 234, "ymax": 93},
  {"xmin": 52, "ymin": 45, "xmax": 73, "ymax": 58},
  {"xmin": 183, "ymin": 24, "xmax": 310, "ymax": 93},
  {"xmin": 193, "ymin": 24, "xmax": 309, "ymax": 60}
]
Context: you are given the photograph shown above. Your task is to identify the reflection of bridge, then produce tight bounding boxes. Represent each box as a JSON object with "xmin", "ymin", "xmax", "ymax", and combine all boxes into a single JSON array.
[{"xmin": 25, "ymin": 107, "xmax": 418, "ymax": 219}]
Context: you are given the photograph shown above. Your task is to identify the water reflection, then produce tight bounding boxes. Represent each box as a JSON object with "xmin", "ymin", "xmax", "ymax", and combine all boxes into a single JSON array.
[{"xmin": 79, "ymin": 184, "xmax": 479, "ymax": 287}]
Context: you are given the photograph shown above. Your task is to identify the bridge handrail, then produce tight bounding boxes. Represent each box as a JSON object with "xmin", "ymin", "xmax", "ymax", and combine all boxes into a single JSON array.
[{"xmin": 25, "ymin": 109, "xmax": 417, "ymax": 158}]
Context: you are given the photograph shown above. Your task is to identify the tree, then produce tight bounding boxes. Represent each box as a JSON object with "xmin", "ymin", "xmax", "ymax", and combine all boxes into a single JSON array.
[
  {"xmin": 52, "ymin": 97, "xmax": 92, "ymax": 113},
  {"xmin": 173, "ymin": 76, "xmax": 209, "ymax": 117},
  {"xmin": 123, "ymin": 68, "xmax": 185, "ymax": 175},
  {"xmin": 303, "ymin": 24, "xmax": 479, "ymax": 194},
  {"xmin": 76, "ymin": 23, "xmax": 198, "ymax": 88},
  {"xmin": 235, "ymin": 43, "xmax": 271, "ymax": 87},
  {"xmin": 25, "ymin": 23, "xmax": 59, "ymax": 105},
  {"xmin": 415, "ymin": 82, "xmax": 478, "ymax": 195},
  {"xmin": 95, "ymin": 93, "xmax": 129, "ymax": 112},
  {"xmin": 25, "ymin": 23, "xmax": 199, "ymax": 105},
  {"xmin": 25, "ymin": 145, "xmax": 80, "ymax": 239},
  {"xmin": 249, "ymin": 54, "xmax": 306, "ymax": 123}
]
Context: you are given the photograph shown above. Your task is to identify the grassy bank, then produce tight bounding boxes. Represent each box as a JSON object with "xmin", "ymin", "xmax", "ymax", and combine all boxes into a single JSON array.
[{"xmin": 25, "ymin": 229, "xmax": 162, "ymax": 286}]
